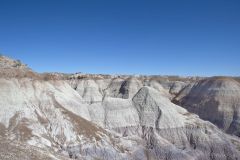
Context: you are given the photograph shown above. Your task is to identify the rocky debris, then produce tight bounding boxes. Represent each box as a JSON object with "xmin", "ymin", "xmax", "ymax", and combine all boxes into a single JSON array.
[{"xmin": 174, "ymin": 77, "xmax": 240, "ymax": 136}]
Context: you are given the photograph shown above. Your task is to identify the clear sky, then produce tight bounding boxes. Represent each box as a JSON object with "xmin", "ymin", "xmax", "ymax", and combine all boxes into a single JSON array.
[{"xmin": 0, "ymin": 0, "xmax": 239, "ymax": 76}]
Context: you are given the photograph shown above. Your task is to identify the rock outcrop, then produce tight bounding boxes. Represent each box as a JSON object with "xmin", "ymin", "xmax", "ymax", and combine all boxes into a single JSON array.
[{"xmin": 0, "ymin": 56, "xmax": 28, "ymax": 69}]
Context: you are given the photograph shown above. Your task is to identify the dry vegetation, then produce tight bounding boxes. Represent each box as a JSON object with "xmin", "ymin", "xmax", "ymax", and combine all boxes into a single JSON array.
[
  {"xmin": 0, "ymin": 137, "xmax": 70, "ymax": 160},
  {"xmin": 52, "ymin": 96, "xmax": 106, "ymax": 141}
]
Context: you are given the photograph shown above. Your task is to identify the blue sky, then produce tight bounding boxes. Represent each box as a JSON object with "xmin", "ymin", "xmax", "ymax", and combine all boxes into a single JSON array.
[{"xmin": 0, "ymin": 0, "xmax": 239, "ymax": 76}]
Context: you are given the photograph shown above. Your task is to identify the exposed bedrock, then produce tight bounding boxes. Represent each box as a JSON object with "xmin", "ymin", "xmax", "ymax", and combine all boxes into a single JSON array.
[{"xmin": 174, "ymin": 77, "xmax": 240, "ymax": 136}]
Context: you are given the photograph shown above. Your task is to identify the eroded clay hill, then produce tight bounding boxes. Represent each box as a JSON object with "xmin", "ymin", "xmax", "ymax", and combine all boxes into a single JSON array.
[
  {"xmin": 0, "ymin": 56, "xmax": 240, "ymax": 160},
  {"xmin": 174, "ymin": 77, "xmax": 240, "ymax": 136}
]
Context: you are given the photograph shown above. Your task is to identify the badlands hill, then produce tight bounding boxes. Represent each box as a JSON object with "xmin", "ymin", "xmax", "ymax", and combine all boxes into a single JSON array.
[
  {"xmin": 0, "ymin": 55, "xmax": 240, "ymax": 160},
  {"xmin": 174, "ymin": 77, "xmax": 240, "ymax": 136}
]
